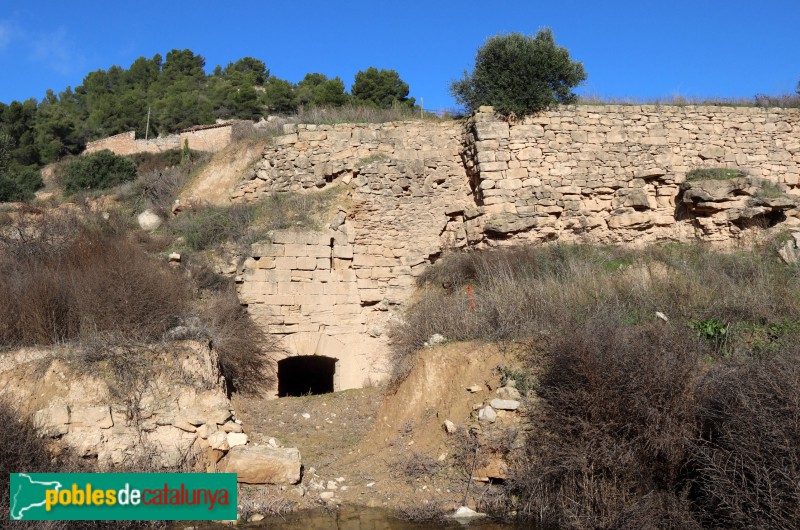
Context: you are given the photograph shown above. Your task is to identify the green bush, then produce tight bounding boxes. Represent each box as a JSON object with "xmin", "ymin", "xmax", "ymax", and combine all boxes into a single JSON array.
[
  {"xmin": 0, "ymin": 165, "xmax": 43, "ymax": 202},
  {"xmin": 62, "ymin": 149, "xmax": 137, "ymax": 193},
  {"xmin": 685, "ymin": 168, "xmax": 747, "ymax": 181},
  {"xmin": 450, "ymin": 29, "xmax": 587, "ymax": 116}
]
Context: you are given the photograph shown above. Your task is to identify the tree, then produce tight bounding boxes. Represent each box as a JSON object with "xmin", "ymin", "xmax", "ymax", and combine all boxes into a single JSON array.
[
  {"xmin": 450, "ymin": 29, "xmax": 587, "ymax": 116},
  {"xmin": 296, "ymin": 73, "xmax": 349, "ymax": 107},
  {"xmin": 262, "ymin": 77, "xmax": 298, "ymax": 113},
  {"xmin": 0, "ymin": 131, "xmax": 43, "ymax": 201},
  {"xmin": 351, "ymin": 67, "xmax": 414, "ymax": 108}
]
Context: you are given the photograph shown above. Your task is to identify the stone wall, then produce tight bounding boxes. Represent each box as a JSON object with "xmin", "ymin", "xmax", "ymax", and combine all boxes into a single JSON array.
[
  {"xmin": 180, "ymin": 121, "xmax": 255, "ymax": 153},
  {"xmin": 84, "ymin": 131, "xmax": 180, "ymax": 156},
  {"xmin": 233, "ymin": 121, "xmax": 470, "ymax": 394},
  {"xmin": 463, "ymin": 105, "xmax": 800, "ymax": 244},
  {"xmin": 83, "ymin": 121, "xmax": 254, "ymax": 157},
  {"xmin": 234, "ymin": 105, "xmax": 800, "ymax": 394}
]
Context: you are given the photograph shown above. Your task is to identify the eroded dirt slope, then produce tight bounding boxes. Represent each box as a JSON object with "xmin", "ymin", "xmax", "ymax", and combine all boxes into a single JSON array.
[
  {"xmin": 234, "ymin": 341, "xmax": 525, "ymax": 515},
  {"xmin": 181, "ymin": 137, "xmax": 270, "ymax": 205}
]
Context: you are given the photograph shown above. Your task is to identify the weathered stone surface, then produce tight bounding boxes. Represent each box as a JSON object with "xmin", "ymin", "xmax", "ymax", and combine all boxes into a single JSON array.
[
  {"xmin": 483, "ymin": 213, "xmax": 544, "ymax": 235},
  {"xmin": 219, "ymin": 446, "xmax": 302, "ymax": 484},
  {"xmin": 478, "ymin": 406, "xmax": 497, "ymax": 423},
  {"xmin": 233, "ymin": 107, "xmax": 800, "ymax": 397},
  {"xmin": 137, "ymin": 210, "xmax": 162, "ymax": 232},
  {"xmin": 70, "ymin": 406, "xmax": 113, "ymax": 429},
  {"xmin": 33, "ymin": 405, "xmax": 70, "ymax": 437},
  {"xmin": 490, "ymin": 398, "xmax": 520, "ymax": 411}
]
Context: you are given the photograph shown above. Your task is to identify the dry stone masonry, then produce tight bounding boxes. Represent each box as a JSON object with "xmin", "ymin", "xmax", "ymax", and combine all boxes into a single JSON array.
[
  {"xmin": 0, "ymin": 343, "xmax": 300, "ymax": 482},
  {"xmin": 235, "ymin": 105, "xmax": 799, "ymax": 393},
  {"xmin": 84, "ymin": 120, "xmax": 255, "ymax": 156}
]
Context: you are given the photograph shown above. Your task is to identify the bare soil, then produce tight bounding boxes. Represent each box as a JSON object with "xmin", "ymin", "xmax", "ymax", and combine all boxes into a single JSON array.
[
  {"xmin": 233, "ymin": 341, "xmax": 526, "ymax": 517},
  {"xmin": 180, "ymin": 137, "xmax": 269, "ymax": 205}
]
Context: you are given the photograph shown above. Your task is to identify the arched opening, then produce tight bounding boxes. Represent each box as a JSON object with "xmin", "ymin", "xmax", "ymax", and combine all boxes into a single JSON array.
[{"xmin": 277, "ymin": 355, "xmax": 337, "ymax": 397}]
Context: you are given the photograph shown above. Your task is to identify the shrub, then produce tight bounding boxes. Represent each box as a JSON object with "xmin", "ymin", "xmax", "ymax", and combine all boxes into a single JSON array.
[
  {"xmin": 685, "ymin": 168, "xmax": 748, "ymax": 181},
  {"xmin": 513, "ymin": 317, "xmax": 705, "ymax": 529},
  {"xmin": 62, "ymin": 149, "xmax": 137, "ymax": 193},
  {"xmin": 393, "ymin": 244, "xmax": 800, "ymax": 526},
  {"xmin": 0, "ymin": 210, "xmax": 190, "ymax": 347},
  {"xmin": 0, "ymin": 164, "xmax": 44, "ymax": 201},
  {"xmin": 127, "ymin": 148, "xmax": 185, "ymax": 174},
  {"xmin": 450, "ymin": 29, "xmax": 587, "ymax": 116},
  {"xmin": 691, "ymin": 349, "xmax": 800, "ymax": 529},
  {"xmin": 199, "ymin": 288, "xmax": 279, "ymax": 393},
  {"xmin": 168, "ymin": 203, "xmax": 257, "ymax": 252}
]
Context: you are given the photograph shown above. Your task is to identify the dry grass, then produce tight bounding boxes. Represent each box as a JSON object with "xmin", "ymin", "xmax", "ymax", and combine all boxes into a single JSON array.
[
  {"xmin": 0, "ymin": 209, "xmax": 189, "ymax": 347},
  {"xmin": 198, "ymin": 288, "xmax": 279, "ymax": 394},
  {"xmin": 392, "ymin": 243, "xmax": 800, "ymax": 527},
  {"xmin": 578, "ymin": 93, "xmax": 800, "ymax": 108},
  {"xmin": 288, "ymin": 103, "xmax": 448, "ymax": 124}
]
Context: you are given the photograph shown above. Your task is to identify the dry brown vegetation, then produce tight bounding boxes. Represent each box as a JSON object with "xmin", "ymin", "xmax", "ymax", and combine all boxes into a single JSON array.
[
  {"xmin": 0, "ymin": 208, "xmax": 278, "ymax": 394},
  {"xmin": 392, "ymin": 243, "xmax": 800, "ymax": 528},
  {"xmin": 0, "ymin": 209, "xmax": 188, "ymax": 347}
]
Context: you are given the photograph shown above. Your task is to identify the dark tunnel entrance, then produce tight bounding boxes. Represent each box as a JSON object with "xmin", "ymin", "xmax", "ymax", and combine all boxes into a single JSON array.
[{"xmin": 277, "ymin": 356, "xmax": 336, "ymax": 397}]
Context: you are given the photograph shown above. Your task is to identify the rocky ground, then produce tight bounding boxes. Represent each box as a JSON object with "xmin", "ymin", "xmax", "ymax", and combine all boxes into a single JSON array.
[{"xmin": 231, "ymin": 341, "xmax": 528, "ymax": 521}]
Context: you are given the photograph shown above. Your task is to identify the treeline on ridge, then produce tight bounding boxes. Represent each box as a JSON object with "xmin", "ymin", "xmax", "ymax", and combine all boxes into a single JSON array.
[{"xmin": 0, "ymin": 49, "xmax": 415, "ymax": 172}]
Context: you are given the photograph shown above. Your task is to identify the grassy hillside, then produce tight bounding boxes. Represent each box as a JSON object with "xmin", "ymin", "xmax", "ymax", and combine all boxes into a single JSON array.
[{"xmin": 392, "ymin": 243, "xmax": 800, "ymax": 528}]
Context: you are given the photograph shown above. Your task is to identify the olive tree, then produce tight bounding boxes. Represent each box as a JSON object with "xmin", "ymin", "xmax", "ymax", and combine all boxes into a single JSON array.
[{"xmin": 450, "ymin": 29, "xmax": 587, "ymax": 116}]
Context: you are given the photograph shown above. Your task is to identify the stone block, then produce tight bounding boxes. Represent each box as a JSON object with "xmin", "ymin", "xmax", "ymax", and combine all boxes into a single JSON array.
[
  {"xmin": 506, "ymin": 168, "xmax": 528, "ymax": 179},
  {"xmin": 219, "ymin": 445, "xmax": 300, "ymax": 484},
  {"xmin": 273, "ymin": 134, "xmax": 298, "ymax": 146},
  {"xmin": 296, "ymin": 257, "xmax": 318, "ymax": 271},
  {"xmin": 267, "ymin": 270, "xmax": 292, "ymax": 283},
  {"xmin": 34, "ymin": 405, "xmax": 70, "ymax": 437},
  {"xmin": 274, "ymin": 256, "xmax": 297, "ymax": 270},
  {"xmin": 479, "ymin": 161, "xmax": 508, "ymax": 172},
  {"xmin": 332, "ymin": 258, "xmax": 352, "ymax": 270},
  {"xmin": 282, "ymin": 244, "xmax": 309, "ymax": 257},
  {"xmin": 333, "ymin": 245, "xmax": 353, "ymax": 259},
  {"xmin": 475, "ymin": 122, "xmax": 510, "ymax": 141},
  {"xmin": 70, "ymin": 406, "xmax": 113, "ymax": 429},
  {"xmin": 251, "ymin": 243, "xmax": 284, "ymax": 257},
  {"xmin": 313, "ymin": 270, "xmax": 332, "ymax": 283},
  {"xmin": 263, "ymin": 295, "xmax": 297, "ymax": 306},
  {"xmin": 271, "ymin": 230, "xmax": 333, "ymax": 246},
  {"xmin": 360, "ymin": 289, "xmax": 383, "ymax": 303}
]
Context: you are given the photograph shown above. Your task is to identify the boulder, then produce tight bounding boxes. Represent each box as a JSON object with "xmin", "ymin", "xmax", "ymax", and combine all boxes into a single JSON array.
[
  {"xmin": 226, "ymin": 432, "xmax": 248, "ymax": 447},
  {"xmin": 478, "ymin": 406, "xmax": 497, "ymax": 423},
  {"xmin": 496, "ymin": 386, "xmax": 521, "ymax": 400},
  {"xmin": 207, "ymin": 431, "xmax": 229, "ymax": 451},
  {"xmin": 137, "ymin": 210, "xmax": 163, "ymax": 232},
  {"xmin": 490, "ymin": 398, "xmax": 520, "ymax": 411},
  {"xmin": 219, "ymin": 446, "xmax": 302, "ymax": 485}
]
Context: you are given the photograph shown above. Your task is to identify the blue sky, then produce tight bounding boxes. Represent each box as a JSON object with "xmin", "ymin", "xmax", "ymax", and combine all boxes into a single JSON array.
[{"xmin": 0, "ymin": 0, "xmax": 798, "ymax": 110}]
